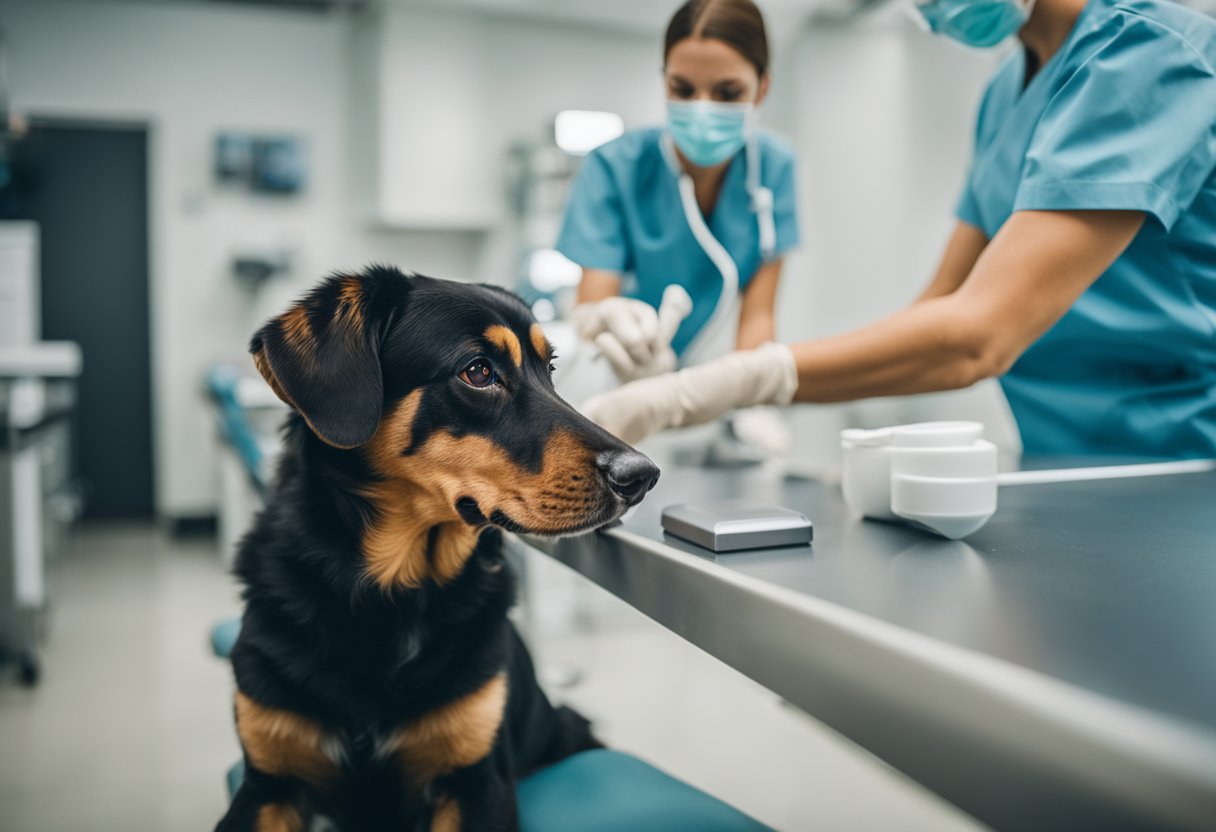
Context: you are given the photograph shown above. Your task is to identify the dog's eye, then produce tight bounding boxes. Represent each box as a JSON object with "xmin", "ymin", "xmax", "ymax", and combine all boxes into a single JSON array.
[{"xmin": 460, "ymin": 359, "xmax": 497, "ymax": 388}]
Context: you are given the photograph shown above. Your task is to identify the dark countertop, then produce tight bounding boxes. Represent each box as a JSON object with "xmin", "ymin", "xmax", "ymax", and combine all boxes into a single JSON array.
[{"xmin": 526, "ymin": 456, "xmax": 1216, "ymax": 832}]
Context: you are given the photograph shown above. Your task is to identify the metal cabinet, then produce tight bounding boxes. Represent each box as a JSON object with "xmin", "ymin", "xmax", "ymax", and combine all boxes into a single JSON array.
[
  {"xmin": 0, "ymin": 222, "xmax": 40, "ymax": 346},
  {"xmin": 0, "ymin": 378, "xmax": 79, "ymax": 684}
]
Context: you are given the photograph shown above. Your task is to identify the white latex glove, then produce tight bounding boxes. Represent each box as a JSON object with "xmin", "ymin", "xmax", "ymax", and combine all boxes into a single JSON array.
[
  {"xmin": 729, "ymin": 406, "xmax": 793, "ymax": 457},
  {"xmin": 572, "ymin": 286, "xmax": 693, "ymax": 383},
  {"xmin": 581, "ymin": 342, "xmax": 799, "ymax": 445}
]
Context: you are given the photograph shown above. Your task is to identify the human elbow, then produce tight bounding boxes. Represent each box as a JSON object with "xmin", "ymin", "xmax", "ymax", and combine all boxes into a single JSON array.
[{"xmin": 946, "ymin": 317, "xmax": 1016, "ymax": 388}]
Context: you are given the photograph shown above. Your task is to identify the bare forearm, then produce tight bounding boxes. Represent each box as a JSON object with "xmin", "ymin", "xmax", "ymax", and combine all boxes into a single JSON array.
[
  {"xmin": 736, "ymin": 259, "xmax": 782, "ymax": 350},
  {"xmin": 576, "ymin": 268, "xmax": 621, "ymax": 303},
  {"xmin": 736, "ymin": 312, "xmax": 775, "ymax": 350},
  {"xmin": 914, "ymin": 222, "xmax": 989, "ymax": 303},
  {"xmin": 792, "ymin": 211, "xmax": 1143, "ymax": 404},
  {"xmin": 583, "ymin": 211, "xmax": 1144, "ymax": 446},
  {"xmin": 789, "ymin": 296, "xmax": 992, "ymax": 403}
]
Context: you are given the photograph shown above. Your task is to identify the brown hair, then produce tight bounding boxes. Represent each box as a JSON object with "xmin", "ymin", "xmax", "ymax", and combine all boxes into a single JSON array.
[{"xmin": 664, "ymin": 0, "xmax": 770, "ymax": 77}]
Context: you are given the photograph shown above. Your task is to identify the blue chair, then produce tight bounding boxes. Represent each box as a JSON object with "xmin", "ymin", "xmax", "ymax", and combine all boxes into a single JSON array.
[
  {"xmin": 518, "ymin": 747, "xmax": 769, "ymax": 832},
  {"xmin": 210, "ymin": 619, "xmax": 769, "ymax": 832},
  {"xmin": 210, "ymin": 617, "xmax": 242, "ymax": 660}
]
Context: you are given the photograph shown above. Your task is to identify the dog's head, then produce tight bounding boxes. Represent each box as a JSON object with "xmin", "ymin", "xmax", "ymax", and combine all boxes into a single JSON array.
[{"xmin": 250, "ymin": 266, "xmax": 658, "ymax": 588}]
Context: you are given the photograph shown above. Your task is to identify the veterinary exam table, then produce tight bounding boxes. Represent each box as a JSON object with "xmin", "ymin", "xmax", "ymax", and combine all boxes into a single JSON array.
[{"xmin": 524, "ymin": 453, "xmax": 1216, "ymax": 832}]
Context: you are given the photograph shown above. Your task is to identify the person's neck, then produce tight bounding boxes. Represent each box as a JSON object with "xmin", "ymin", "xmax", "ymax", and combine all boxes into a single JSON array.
[
  {"xmin": 677, "ymin": 149, "xmax": 730, "ymax": 216},
  {"xmin": 1019, "ymin": 0, "xmax": 1089, "ymax": 68}
]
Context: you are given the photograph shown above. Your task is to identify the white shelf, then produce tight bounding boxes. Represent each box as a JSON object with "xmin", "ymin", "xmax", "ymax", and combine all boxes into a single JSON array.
[{"xmin": 0, "ymin": 342, "xmax": 83, "ymax": 378}]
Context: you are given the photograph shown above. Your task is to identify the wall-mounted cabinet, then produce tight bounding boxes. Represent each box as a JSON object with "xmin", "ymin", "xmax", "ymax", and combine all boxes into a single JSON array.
[
  {"xmin": 351, "ymin": 6, "xmax": 501, "ymax": 230},
  {"xmin": 349, "ymin": 5, "xmax": 665, "ymax": 232}
]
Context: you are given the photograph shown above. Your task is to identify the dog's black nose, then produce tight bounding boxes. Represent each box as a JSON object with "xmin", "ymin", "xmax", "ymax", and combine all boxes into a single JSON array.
[{"xmin": 597, "ymin": 450, "xmax": 660, "ymax": 506}]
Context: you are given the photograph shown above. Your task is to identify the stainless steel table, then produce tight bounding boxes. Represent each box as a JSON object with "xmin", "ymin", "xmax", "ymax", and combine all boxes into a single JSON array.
[{"xmin": 525, "ymin": 457, "xmax": 1216, "ymax": 832}]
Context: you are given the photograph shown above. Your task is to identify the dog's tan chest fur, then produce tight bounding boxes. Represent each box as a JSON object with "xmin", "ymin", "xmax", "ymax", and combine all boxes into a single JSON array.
[
  {"xmin": 235, "ymin": 692, "xmax": 344, "ymax": 786},
  {"xmin": 237, "ymin": 673, "xmax": 508, "ymax": 799},
  {"xmin": 377, "ymin": 673, "xmax": 509, "ymax": 787}
]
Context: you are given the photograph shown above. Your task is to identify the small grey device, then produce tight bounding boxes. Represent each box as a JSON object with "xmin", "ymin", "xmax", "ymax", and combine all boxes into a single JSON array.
[{"xmin": 661, "ymin": 500, "xmax": 813, "ymax": 553}]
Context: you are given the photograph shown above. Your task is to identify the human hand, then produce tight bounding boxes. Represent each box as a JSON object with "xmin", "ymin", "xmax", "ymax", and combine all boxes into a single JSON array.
[
  {"xmin": 572, "ymin": 285, "xmax": 693, "ymax": 383},
  {"xmin": 581, "ymin": 342, "xmax": 798, "ymax": 445},
  {"xmin": 728, "ymin": 406, "xmax": 792, "ymax": 457}
]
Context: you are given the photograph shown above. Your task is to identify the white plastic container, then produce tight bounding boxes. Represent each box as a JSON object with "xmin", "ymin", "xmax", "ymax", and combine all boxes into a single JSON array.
[
  {"xmin": 840, "ymin": 426, "xmax": 898, "ymax": 521},
  {"xmin": 841, "ymin": 421, "xmax": 998, "ymax": 539}
]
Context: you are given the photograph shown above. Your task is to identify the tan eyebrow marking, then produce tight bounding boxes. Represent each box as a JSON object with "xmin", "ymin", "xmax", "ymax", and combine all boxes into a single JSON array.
[
  {"xmin": 529, "ymin": 324, "xmax": 550, "ymax": 362},
  {"xmin": 484, "ymin": 325, "xmax": 522, "ymax": 368},
  {"xmin": 335, "ymin": 277, "xmax": 365, "ymax": 335},
  {"xmin": 280, "ymin": 306, "xmax": 313, "ymax": 349}
]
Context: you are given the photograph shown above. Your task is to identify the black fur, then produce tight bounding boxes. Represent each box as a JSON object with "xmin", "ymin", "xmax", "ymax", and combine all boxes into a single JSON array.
[{"xmin": 218, "ymin": 267, "xmax": 657, "ymax": 831}]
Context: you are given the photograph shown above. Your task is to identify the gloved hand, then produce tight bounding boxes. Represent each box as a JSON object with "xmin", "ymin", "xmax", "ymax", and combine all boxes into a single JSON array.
[
  {"xmin": 581, "ymin": 342, "xmax": 799, "ymax": 445},
  {"xmin": 572, "ymin": 285, "xmax": 693, "ymax": 383},
  {"xmin": 728, "ymin": 406, "xmax": 793, "ymax": 457}
]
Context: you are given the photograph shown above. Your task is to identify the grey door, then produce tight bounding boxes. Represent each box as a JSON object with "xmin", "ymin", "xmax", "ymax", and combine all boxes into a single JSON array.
[{"xmin": 0, "ymin": 121, "xmax": 154, "ymax": 518}]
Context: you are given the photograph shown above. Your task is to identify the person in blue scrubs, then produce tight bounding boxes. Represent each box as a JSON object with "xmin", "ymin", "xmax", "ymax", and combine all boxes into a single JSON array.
[
  {"xmin": 583, "ymin": 0, "xmax": 1216, "ymax": 459},
  {"xmin": 557, "ymin": 0, "xmax": 799, "ymax": 382}
]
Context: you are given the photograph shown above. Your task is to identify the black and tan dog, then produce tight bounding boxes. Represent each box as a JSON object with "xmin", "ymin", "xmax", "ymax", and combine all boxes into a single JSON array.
[{"xmin": 217, "ymin": 266, "xmax": 659, "ymax": 832}]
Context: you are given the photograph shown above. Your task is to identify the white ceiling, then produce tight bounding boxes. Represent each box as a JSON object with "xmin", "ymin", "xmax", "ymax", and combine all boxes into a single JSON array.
[
  {"xmin": 82, "ymin": 0, "xmax": 1216, "ymax": 25},
  {"xmin": 102, "ymin": 0, "xmax": 870, "ymax": 33},
  {"xmin": 384, "ymin": 0, "xmax": 845, "ymax": 35}
]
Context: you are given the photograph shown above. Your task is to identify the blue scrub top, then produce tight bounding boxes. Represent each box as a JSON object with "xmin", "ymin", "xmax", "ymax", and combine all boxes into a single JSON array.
[
  {"xmin": 957, "ymin": 0, "xmax": 1216, "ymax": 458},
  {"xmin": 556, "ymin": 127, "xmax": 800, "ymax": 356}
]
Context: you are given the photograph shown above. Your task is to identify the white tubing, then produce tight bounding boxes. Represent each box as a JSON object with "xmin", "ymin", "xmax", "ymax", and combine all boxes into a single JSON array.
[
  {"xmin": 676, "ymin": 173, "xmax": 740, "ymax": 365},
  {"xmin": 997, "ymin": 458, "xmax": 1216, "ymax": 486},
  {"xmin": 661, "ymin": 130, "xmax": 776, "ymax": 365},
  {"xmin": 746, "ymin": 135, "xmax": 776, "ymax": 260}
]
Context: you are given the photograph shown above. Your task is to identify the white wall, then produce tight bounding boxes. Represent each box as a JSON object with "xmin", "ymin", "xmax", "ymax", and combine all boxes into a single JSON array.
[
  {"xmin": 352, "ymin": 3, "xmax": 666, "ymax": 283},
  {"xmin": 783, "ymin": 21, "xmax": 998, "ymax": 337},
  {"xmin": 775, "ymin": 19, "xmax": 1006, "ymax": 464},
  {"xmin": 1, "ymin": 0, "xmax": 1011, "ymax": 512},
  {"xmin": 3, "ymin": 0, "xmax": 352, "ymax": 516},
  {"xmin": 2, "ymin": 0, "xmax": 663, "ymax": 517}
]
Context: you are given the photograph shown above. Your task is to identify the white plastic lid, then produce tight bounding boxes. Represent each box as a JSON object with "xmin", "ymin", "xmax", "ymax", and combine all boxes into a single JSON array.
[
  {"xmin": 890, "ymin": 439, "xmax": 998, "ymax": 479},
  {"xmin": 891, "ymin": 421, "xmax": 983, "ymax": 448},
  {"xmin": 840, "ymin": 426, "xmax": 895, "ymax": 448}
]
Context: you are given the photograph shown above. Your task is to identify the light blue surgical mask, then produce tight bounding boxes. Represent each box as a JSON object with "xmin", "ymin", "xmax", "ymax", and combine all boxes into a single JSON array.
[
  {"xmin": 912, "ymin": 0, "xmax": 1033, "ymax": 48},
  {"xmin": 666, "ymin": 100, "xmax": 753, "ymax": 168}
]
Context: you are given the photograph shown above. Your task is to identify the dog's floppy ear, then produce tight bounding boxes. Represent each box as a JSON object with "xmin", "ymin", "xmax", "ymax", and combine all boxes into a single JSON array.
[{"xmin": 250, "ymin": 269, "xmax": 407, "ymax": 449}]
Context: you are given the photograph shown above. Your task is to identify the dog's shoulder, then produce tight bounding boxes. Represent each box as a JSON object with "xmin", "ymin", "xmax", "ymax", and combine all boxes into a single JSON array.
[{"xmin": 231, "ymin": 436, "xmax": 518, "ymax": 725}]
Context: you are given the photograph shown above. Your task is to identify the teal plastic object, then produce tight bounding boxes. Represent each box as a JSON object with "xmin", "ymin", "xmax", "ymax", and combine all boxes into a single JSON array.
[
  {"xmin": 210, "ymin": 617, "xmax": 241, "ymax": 659},
  {"xmin": 227, "ymin": 759, "xmax": 245, "ymax": 799},
  {"xmin": 518, "ymin": 749, "xmax": 772, "ymax": 832},
  {"xmin": 223, "ymin": 750, "xmax": 770, "ymax": 831}
]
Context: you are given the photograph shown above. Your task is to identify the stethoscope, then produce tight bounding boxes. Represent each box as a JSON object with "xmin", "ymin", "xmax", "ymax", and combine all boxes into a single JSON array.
[{"xmin": 659, "ymin": 130, "xmax": 777, "ymax": 365}]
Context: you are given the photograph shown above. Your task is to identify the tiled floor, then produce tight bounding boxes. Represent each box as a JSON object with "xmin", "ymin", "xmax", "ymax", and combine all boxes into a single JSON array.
[
  {"xmin": 0, "ymin": 523, "xmax": 986, "ymax": 831},
  {"xmin": 0, "ymin": 522, "xmax": 243, "ymax": 832}
]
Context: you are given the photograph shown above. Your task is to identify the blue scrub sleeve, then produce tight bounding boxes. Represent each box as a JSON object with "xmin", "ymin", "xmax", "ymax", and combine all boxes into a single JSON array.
[
  {"xmin": 772, "ymin": 153, "xmax": 800, "ymax": 257},
  {"xmin": 955, "ymin": 175, "xmax": 985, "ymax": 229},
  {"xmin": 955, "ymin": 74, "xmax": 1001, "ymax": 229},
  {"xmin": 1015, "ymin": 17, "xmax": 1216, "ymax": 231},
  {"xmin": 555, "ymin": 151, "xmax": 631, "ymax": 272}
]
